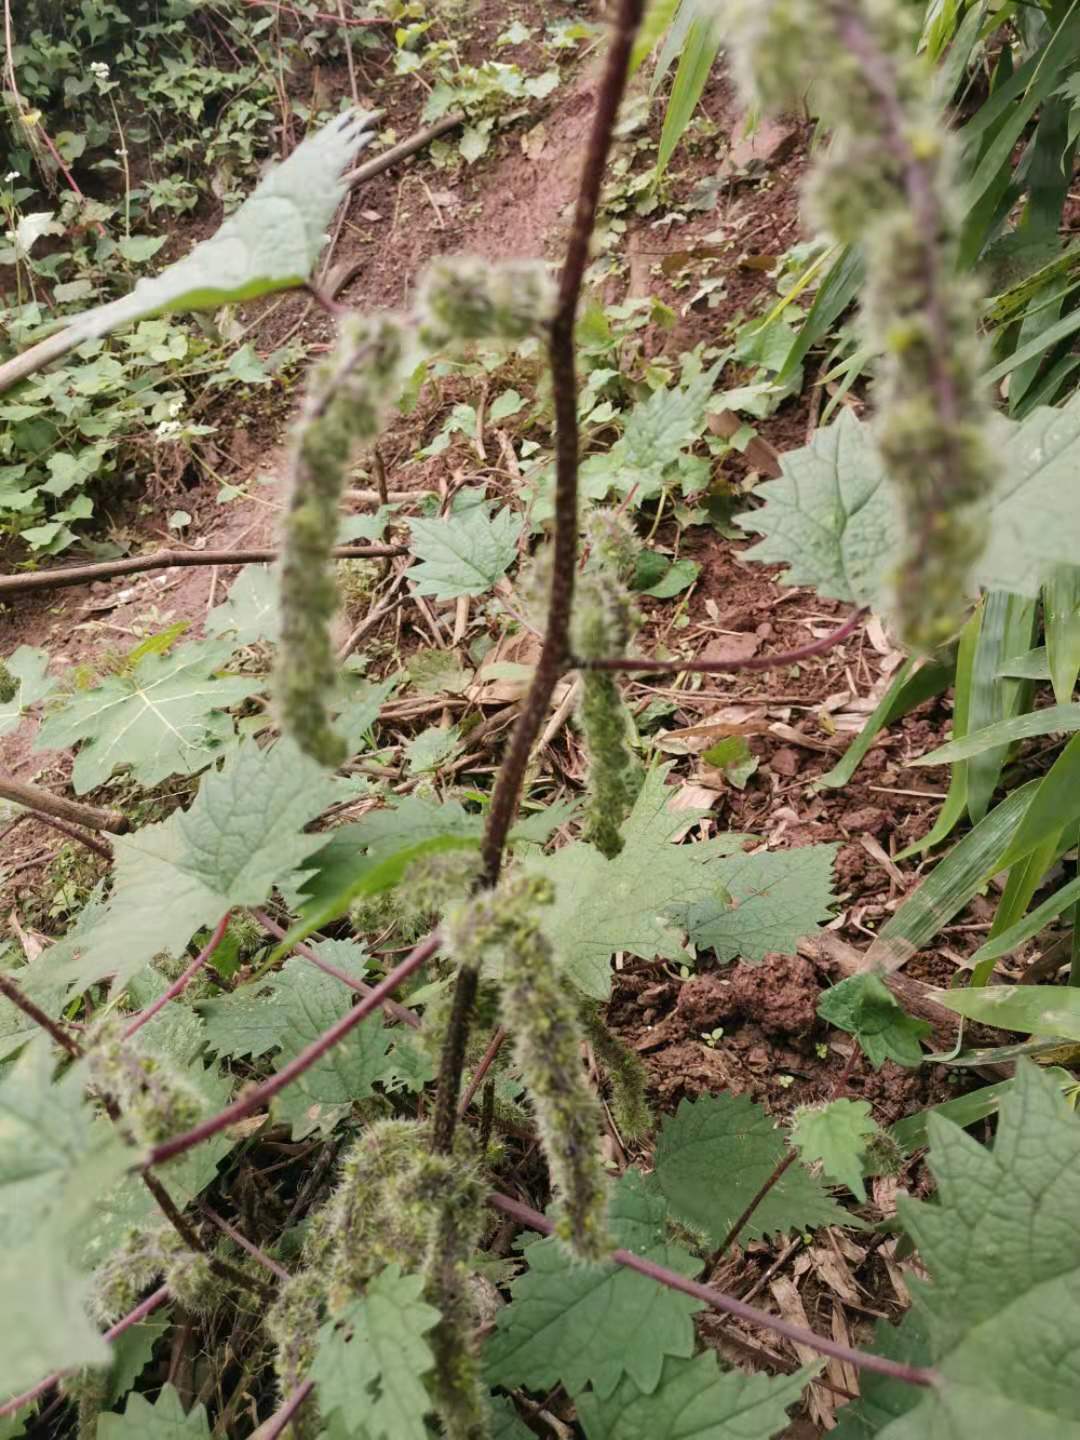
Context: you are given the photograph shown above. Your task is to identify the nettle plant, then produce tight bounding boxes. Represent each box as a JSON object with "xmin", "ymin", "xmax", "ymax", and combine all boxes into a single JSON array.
[{"xmin": 5, "ymin": 2, "xmax": 1080, "ymax": 1438}]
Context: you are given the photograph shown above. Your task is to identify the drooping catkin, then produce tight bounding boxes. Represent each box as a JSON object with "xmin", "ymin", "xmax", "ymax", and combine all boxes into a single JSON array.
[
  {"xmin": 276, "ymin": 313, "xmax": 410, "ymax": 765},
  {"xmin": 579, "ymin": 999, "xmax": 651, "ymax": 1141},
  {"xmin": 717, "ymin": 0, "xmax": 995, "ymax": 650},
  {"xmin": 445, "ymin": 875, "xmax": 612, "ymax": 1262},
  {"xmin": 417, "ymin": 255, "xmax": 554, "ymax": 349},
  {"xmin": 571, "ymin": 514, "xmax": 641, "ymax": 858}
]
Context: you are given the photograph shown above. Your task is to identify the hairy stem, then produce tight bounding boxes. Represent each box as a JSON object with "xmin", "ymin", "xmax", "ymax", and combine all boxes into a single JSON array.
[
  {"xmin": 431, "ymin": 0, "xmax": 645, "ymax": 1163},
  {"xmin": 487, "ymin": 1192, "xmax": 938, "ymax": 1388},
  {"xmin": 123, "ymin": 911, "xmax": 232, "ymax": 1039},
  {"xmin": 0, "ymin": 971, "xmax": 82, "ymax": 1057},
  {"xmin": 145, "ymin": 933, "xmax": 440, "ymax": 1168}
]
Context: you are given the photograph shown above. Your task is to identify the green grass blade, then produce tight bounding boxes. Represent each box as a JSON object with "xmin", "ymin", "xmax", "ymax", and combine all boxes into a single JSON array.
[
  {"xmin": 997, "ymin": 645, "xmax": 1050, "ymax": 680},
  {"xmin": 914, "ymin": 701, "xmax": 1080, "ymax": 765},
  {"xmin": 998, "ymin": 730, "xmax": 1080, "ymax": 870},
  {"xmin": 965, "ymin": 591, "xmax": 1038, "ymax": 822},
  {"xmin": 864, "ymin": 780, "xmax": 1040, "ymax": 971},
  {"xmin": 974, "ymin": 832, "xmax": 1064, "ymax": 984},
  {"xmin": 774, "ymin": 246, "xmax": 863, "ymax": 387},
  {"xmin": 630, "ymin": 0, "xmax": 682, "ymax": 75},
  {"xmin": 897, "ymin": 607, "xmax": 980, "ymax": 858},
  {"xmin": 656, "ymin": 16, "xmax": 722, "ymax": 175},
  {"xmin": 970, "ymin": 871, "xmax": 1080, "ymax": 965},
  {"xmin": 890, "ymin": 1077, "xmax": 1015, "ymax": 1152},
  {"xmin": 816, "ymin": 657, "xmax": 952, "ymax": 790},
  {"xmin": 933, "ymin": 983, "xmax": 1080, "ymax": 1041},
  {"xmin": 1044, "ymin": 565, "xmax": 1080, "ymax": 702}
]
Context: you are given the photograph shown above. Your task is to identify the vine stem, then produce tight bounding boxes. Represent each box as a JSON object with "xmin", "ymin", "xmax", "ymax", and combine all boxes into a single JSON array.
[
  {"xmin": 576, "ymin": 608, "xmax": 868, "ymax": 674},
  {"xmin": 0, "ymin": 1285, "xmax": 170, "ymax": 1419},
  {"xmin": 123, "ymin": 911, "xmax": 232, "ymax": 1039},
  {"xmin": 253, "ymin": 1379, "xmax": 315, "ymax": 1439},
  {"xmin": 487, "ymin": 1192, "xmax": 938, "ymax": 1388},
  {"xmin": 144, "ymin": 933, "xmax": 441, "ymax": 1168},
  {"xmin": 430, "ymin": 0, "xmax": 647, "ymax": 1158},
  {"xmin": 457, "ymin": 1024, "xmax": 508, "ymax": 1117},
  {"xmin": 0, "ymin": 971, "xmax": 81, "ymax": 1056}
]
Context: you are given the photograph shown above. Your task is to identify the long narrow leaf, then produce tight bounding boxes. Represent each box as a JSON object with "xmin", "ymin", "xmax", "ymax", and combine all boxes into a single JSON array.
[
  {"xmin": 965, "ymin": 591, "xmax": 1038, "ymax": 822},
  {"xmin": 997, "ymin": 646, "xmax": 1050, "ymax": 680},
  {"xmin": 817, "ymin": 657, "xmax": 952, "ymax": 790},
  {"xmin": 933, "ymin": 983, "xmax": 1080, "ymax": 1041},
  {"xmin": 971, "ymin": 872, "xmax": 1080, "ymax": 964},
  {"xmin": 976, "ymin": 832, "xmax": 1064, "ymax": 983},
  {"xmin": 897, "ymin": 607, "xmax": 980, "ymax": 858},
  {"xmin": 890, "ymin": 1076, "xmax": 1015, "ymax": 1151},
  {"xmin": 998, "ymin": 730, "xmax": 1080, "ymax": 870},
  {"xmin": 656, "ymin": 16, "xmax": 722, "ymax": 175},
  {"xmin": 914, "ymin": 701, "xmax": 1080, "ymax": 766},
  {"xmin": 1044, "ymin": 565, "xmax": 1080, "ymax": 702},
  {"xmin": 864, "ymin": 780, "xmax": 1040, "ymax": 972}
]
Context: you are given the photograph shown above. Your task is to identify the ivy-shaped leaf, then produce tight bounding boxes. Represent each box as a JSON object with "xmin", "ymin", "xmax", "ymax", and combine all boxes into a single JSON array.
[
  {"xmin": 64, "ymin": 112, "xmax": 376, "ymax": 345},
  {"xmin": 311, "ymin": 1264, "xmax": 440, "ymax": 1440},
  {"xmin": 817, "ymin": 974, "xmax": 931, "ymax": 1070},
  {"xmin": 98, "ymin": 1383, "xmax": 211, "ymax": 1439},
  {"xmin": 740, "ymin": 397, "xmax": 1080, "ymax": 610},
  {"xmin": 408, "ymin": 492, "xmax": 520, "ymax": 599},
  {"xmin": 62, "ymin": 739, "xmax": 339, "ymax": 992},
  {"xmin": 268, "ymin": 957, "xmax": 392, "ymax": 1140},
  {"xmin": 875, "ymin": 1063, "xmax": 1080, "ymax": 1438},
  {"xmin": 529, "ymin": 766, "xmax": 834, "ymax": 997},
  {"xmin": 653, "ymin": 1092, "xmax": 850, "ymax": 1248},
  {"xmin": 576, "ymin": 1352, "xmax": 813, "ymax": 1440},
  {"xmin": 35, "ymin": 639, "xmax": 261, "ymax": 795},
  {"xmin": 486, "ymin": 1170, "xmax": 703, "ymax": 1399},
  {"xmin": 790, "ymin": 1099, "xmax": 880, "ymax": 1201},
  {"xmin": 0, "ymin": 646, "xmax": 55, "ymax": 737}
]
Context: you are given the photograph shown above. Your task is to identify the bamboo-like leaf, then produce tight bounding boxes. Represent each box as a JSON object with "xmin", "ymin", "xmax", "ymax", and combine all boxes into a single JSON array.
[
  {"xmin": 1044, "ymin": 565, "xmax": 1080, "ymax": 703},
  {"xmin": 965, "ymin": 591, "xmax": 1038, "ymax": 822},
  {"xmin": 914, "ymin": 701, "xmax": 1080, "ymax": 766},
  {"xmin": 817, "ymin": 656, "xmax": 952, "ymax": 790},
  {"xmin": 656, "ymin": 16, "xmax": 721, "ymax": 175},
  {"xmin": 863, "ymin": 780, "xmax": 1039, "ymax": 972},
  {"xmin": 898, "ymin": 607, "xmax": 979, "ymax": 858},
  {"xmin": 998, "ymin": 731, "xmax": 1080, "ymax": 870},
  {"xmin": 973, "ymin": 873, "xmax": 1080, "ymax": 965},
  {"xmin": 933, "ymin": 984, "xmax": 1080, "ymax": 1041}
]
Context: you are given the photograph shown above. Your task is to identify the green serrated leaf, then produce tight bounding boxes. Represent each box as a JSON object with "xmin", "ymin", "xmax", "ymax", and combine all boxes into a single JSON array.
[
  {"xmin": 1, "ymin": 1242, "xmax": 110, "ymax": 1398},
  {"xmin": 879, "ymin": 1063, "xmax": 1080, "ymax": 1438},
  {"xmin": 676, "ymin": 843, "xmax": 838, "ymax": 964},
  {"xmin": 35, "ymin": 640, "xmax": 261, "ymax": 795},
  {"xmin": 486, "ymin": 1170, "xmax": 703, "ymax": 1399},
  {"xmin": 790, "ymin": 1099, "xmax": 880, "ymax": 1201},
  {"xmin": 831, "ymin": 1312, "xmax": 930, "ymax": 1439},
  {"xmin": 408, "ymin": 494, "xmax": 520, "ymax": 599},
  {"xmin": 576, "ymin": 1352, "xmax": 813, "ymax": 1440},
  {"xmin": 205, "ymin": 565, "xmax": 279, "ymax": 646},
  {"xmin": 64, "ymin": 113, "xmax": 376, "ymax": 345},
  {"xmin": 64, "ymin": 739, "xmax": 338, "ymax": 992},
  {"xmin": 98, "ymin": 1383, "xmax": 211, "ymax": 1439},
  {"xmin": 0, "ymin": 646, "xmax": 55, "ymax": 737},
  {"xmin": 817, "ymin": 974, "xmax": 931, "ymax": 1070},
  {"xmin": 312, "ymin": 1264, "xmax": 440, "ymax": 1440},
  {"xmin": 653, "ymin": 1092, "xmax": 849, "ymax": 1248},
  {"xmin": 739, "ymin": 396, "xmax": 1080, "ymax": 611},
  {"xmin": 527, "ymin": 765, "xmax": 745, "ymax": 997},
  {"xmin": 268, "ymin": 957, "xmax": 392, "ymax": 1139},
  {"xmin": 105, "ymin": 1307, "xmax": 172, "ymax": 1404}
]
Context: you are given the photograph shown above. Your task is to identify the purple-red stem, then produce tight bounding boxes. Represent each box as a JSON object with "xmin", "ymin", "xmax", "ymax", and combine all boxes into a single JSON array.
[
  {"xmin": 253, "ymin": 909, "xmax": 421, "ymax": 1030},
  {"xmin": 123, "ymin": 911, "xmax": 232, "ymax": 1039},
  {"xmin": 144, "ymin": 933, "xmax": 440, "ymax": 1168},
  {"xmin": 199, "ymin": 1202, "xmax": 290, "ymax": 1281},
  {"xmin": 457, "ymin": 1024, "xmax": 508, "ymax": 1117},
  {"xmin": 255, "ymin": 1379, "xmax": 315, "ymax": 1439},
  {"xmin": 0, "ymin": 1285, "xmax": 170, "ymax": 1419},
  {"xmin": 487, "ymin": 1192, "xmax": 938, "ymax": 1388},
  {"xmin": 0, "ymin": 971, "xmax": 81, "ymax": 1057}
]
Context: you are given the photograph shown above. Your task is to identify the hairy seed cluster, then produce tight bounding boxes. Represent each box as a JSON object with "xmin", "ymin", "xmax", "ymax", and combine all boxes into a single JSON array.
[
  {"xmin": 276, "ymin": 313, "xmax": 411, "ymax": 766},
  {"xmin": 446, "ymin": 875, "xmax": 612, "ymax": 1262},
  {"xmin": 417, "ymin": 255, "xmax": 554, "ymax": 349},
  {"xmin": 719, "ymin": 0, "xmax": 995, "ymax": 649}
]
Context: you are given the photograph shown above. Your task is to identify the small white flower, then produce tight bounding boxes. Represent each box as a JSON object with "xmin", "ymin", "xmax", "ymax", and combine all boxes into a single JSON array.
[
  {"xmin": 154, "ymin": 419, "xmax": 183, "ymax": 441},
  {"xmin": 90, "ymin": 61, "xmax": 110, "ymax": 79},
  {"xmin": 4, "ymin": 171, "xmax": 18, "ymax": 183}
]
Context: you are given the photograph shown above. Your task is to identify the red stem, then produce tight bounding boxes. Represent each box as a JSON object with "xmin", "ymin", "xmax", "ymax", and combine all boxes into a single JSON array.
[
  {"xmin": 0, "ymin": 971, "xmax": 81, "ymax": 1057},
  {"xmin": 487, "ymin": 1193, "xmax": 939, "ymax": 1388},
  {"xmin": 457, "ymin": 1024, "xmax": 508, "ymax": 1117},
  {"xmin": 255, "ymin": 1379, "xmax": 315, "ymax": 1438},
  {"xmin": 199, "ymin": 1202, "xmax": 289, "ymax": 1281},
  {"xmin": 123, "ymin": 911, "xmax": 232, "ymax": 1039},
  {"xmin": 577, "ymin": 608, "xmax": 868, "ymax": 675},
  {"xmin": 0, "ymin": 1285, "xmax": 169, "ymax": 1419},
  {"xmin": 144, "ymin": 933, "xmax": 440, "ymax": 1168}
]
